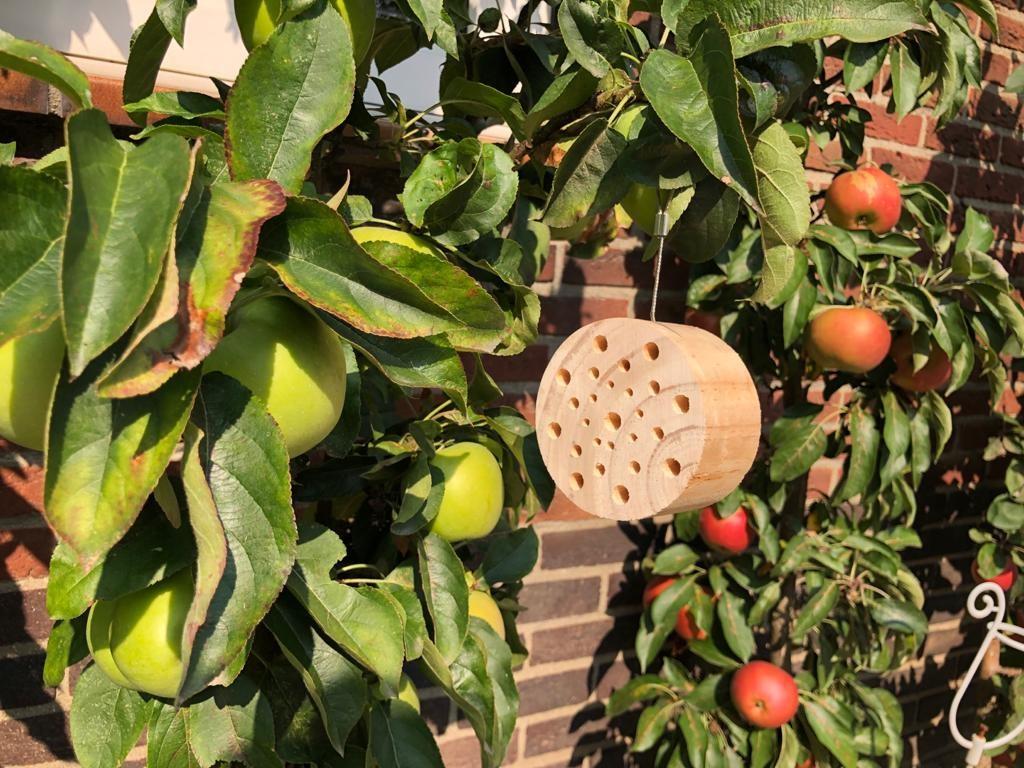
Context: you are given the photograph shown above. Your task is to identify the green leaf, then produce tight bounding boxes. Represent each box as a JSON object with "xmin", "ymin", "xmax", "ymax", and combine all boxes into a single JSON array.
[
  {"xmin": 287, "ymin": 523, "xmax": 405, "ymax": 689},
  {"xmin": 402, "ymin": 0, "xmax": 457, "ymax": 56},
  {"xmin": 956, "ymin": 0, "xmax": 998, "ymax": 38},
  {"xmin": 792, "ymin": 581, "xmax": 839, "ymax": 641},
  {"xmin": 417, "ymin": 533, "xmax": 470, "ymax": 663},
  {"xmin": 123, "ymin": 10, "xmax": 173, "ymax": 120},
  {"xmin": 44, "ymin": 617, "xmax": 86, "ymax": 686},
  {"xmin": 782, "ymin": 279, "xmax": 816, "ymax": 348},
  {"xmin": 836, "ymin": 403, "xmax": 879, "ymax": 502},
  {"xmin": 155, "ymin": 0, "xmax": 197, "ymax": 45},
  {"xmin": 369, "ymin": 700, "xmax": 444, "ymax": 768},
  {"xmin": 987, "ymin": 495, "xmax": 1024, "ymax": 532},
  {"xmin": 481, "ymin": 527, "xmax": 539, "ymax": 584},
  {"xmin": 653, "ymin": 543, "xmax": 700, "ymax": 574},
  {"xmin": 716, "ymin": 590, "xmax": 754, "ymax": 661},
  {"xmin": 556, "ymin": 0, "xmax": 616, "ymax": 77},
  {"xmin": 265, "ymin": 596, "xmax": 368, "ymax": 755},
  {"xmin": 47, "ymin": 504, "xmax": 195, "ymax": 620},
  {"xmin": 0, "ymin": 165, "xmax": 66, "ymax": 344},
  {"xmin": 923, "ymin": 390, "xmax": 952, "ymax": 460},
  {"xmin": 99, "ymin": 179, "xmax": 286, "ymax": 398},
  {"xmin": 776, "ymin": 723, "xmax": 799, "ymax": 768},
  {"xmin": 869, "ymin": 599, "xmax": 928, "ymax": 635},
  {"xmin": 226, "ymin": 0, "xmax": 355, "ymax": 194},
  {"xmin": 147, "ymin": 703, "xmax": 201, "ymax": 768},
  {"xmin": 1006, "ymin": 66, "xmax": 1024, "ymax": 94},
  {"xmin": 178, "ymin": 373, "xmax": 297, "ymax": 701},
  {"xmin": 677, "ymin": 706, "xmax": 710, "ymax": 765},
  {"xmin": 441, "ymin": 78, "xmax": 527, "ymax": 139},
  {"xmin": 632, "ymin": 700, "xmax": 676, "ymax": 752},
  {"xmin": 44, "ymin": 357, "xmax": 198, "ymax": 569},
  {"xmin": 889, "ymin": 42, "xmax": 922, "ymax": 118},
  {"xmin": 753, "ymin": 122, "xmax": 811, "ymax": 246},
  {"xmin": 802, "ymin": 699, "xmax": 857, "ymax": 768},
  {"xmin": 753, "ymin": 244, "xmax": 807, "ymax": 309},
  {"xmin": 322, "ymin": 318, "xmax": 468, "ymax": 412},
  {"xmin": 0, "ymin": 28, "xmax": 92, "ymax": 107},
  {"xmin": 670, "ymin": 1, "xmax": 928, "ymax": 57},
  {"xmin": 62, "ymin": 110, "xmax": 193, "ymax": 375},
  {"xmin": 641, "ymin": 35, "xmax": 760, "ymax": 210},
  {"xmin": 184, "ymin": 673, "xmax": 282, "ymax": 768},
  {"xmin": 260, "ymin": 198, "xmax": 469, "ymax": 339},
  {"xmin": 541, "ymin": 118, "xmax": 628, "ymax": 228},
  {"xmin": 605, "ymin": 675, "xmax": 667, "ymax": 717},
  {"xmin": 123, "ymin": 90, "xmax": 225, "ymax": 121},
  {"xmin": 524, "ymin": 69, "xmax": 599, "ymax": 138},
  {"xmin": 669, "ymin": 178, "xmax": 741, "ymax": 264},
  {"xmin": 70, "ymin": 664, "xmax": 149, "ymax": 768},
  {"xmin": 769, "ymin": 413, "xmax": 826, "ymax": 482},
  {"xmin": 401, "ymin": 139, "xmax": 519, "ymax": 246},
  {"xmin": 472, "ymin": 618, "xmax": 518, "ymax": 763},
  {"xmin": 844, "ymin": 40, "xmax": 889, "ymax": 92}
]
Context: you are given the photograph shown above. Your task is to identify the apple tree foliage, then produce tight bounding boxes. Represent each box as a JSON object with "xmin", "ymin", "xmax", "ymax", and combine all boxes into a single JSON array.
[{"xmin": 595, "ymin": 5, "xmax": 1024, "ymax": 768}]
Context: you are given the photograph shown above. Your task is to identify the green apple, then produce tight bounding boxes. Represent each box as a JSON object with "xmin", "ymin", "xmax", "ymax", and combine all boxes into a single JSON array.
[
  {"xmin": 612, "ymin": 105, "xmax": 660, "ymax": 235},
  {"xmin": 87, "ymin": 568, "xmax": 193, "ymax": 698},
  {"xmin": 0, "ymin": 320, "xmax": 64, "ymax": 451},
  {"xmin": 204, "ymin": 295, "xmax": 347, "ymax": 457},
  {"xmin": 468, "ymin": 589, "xmax": 506, "ymax": 640},
  {"xmin": 235, "ymin": 0, "xmax": 281, "ymax": 50},
  {"xmin": 426, "ymin": 442, "xmax": 504, "ymax": 541},
  {"xmin": 397, "ymin": 674, "xmax": 420, "ymax": 712}
]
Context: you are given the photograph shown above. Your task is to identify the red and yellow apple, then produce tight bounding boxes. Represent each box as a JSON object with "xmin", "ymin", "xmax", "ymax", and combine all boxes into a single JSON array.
[
  {"xmin": 699, "ymin": 506, "xmax": 753, "ymax": 555},
  {"xmin": 889, "ymin": 334, "xmax": 952, "ymax": 393},
  {"xmin": 806, "ymin": 306, "xmax": 891, "ymax": 374},
  {"xmin": 87, "ymin": 568, "xmax": 194, "ymax": 698},
  {"xmin": 425, "ymin": 442, "xmax": 504, "ymax": 542},
  {"xmin": 204, "ymin": 295, "xmax": 347, "ymax": 457},
  {"xmin": 0, "ymin": 320, "xmax": 64, "ymax": 451},
  {"xmin": 730, "ymin": 660, "xmax": 800, "ymax": 729},
  {"xmin": 824, "ymin": 167, "xmax": 902, "ymax": 235}
]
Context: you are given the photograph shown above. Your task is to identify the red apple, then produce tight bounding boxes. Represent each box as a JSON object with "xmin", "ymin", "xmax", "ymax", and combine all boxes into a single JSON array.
[
  {"xmin": 730, "ymin": 661, "xmax": 800, "ymax": 729},
  {"xmin": 642, "ymin": 576, "xmax": 707, "ymax": 641},
  {"xmin": 699, "ymin": 506, "xmax": 753, "ymax": 554},
  {"xmin": 642, "ymin": 575, "xmax": 676, "ymax": 608},
  {"xmin": 889, "ymin": 334, "xmax": 952, "ymax": 393},
  {"xmin": 806, "ymin": 306, "xmax": 892, "ymax": 374},
  {"xmin": 972, "ymin": 559, "xmax": 1017, "ymax": 592},
  {"xmin": 824, "ymin": 166, "xmax": 902, "ymax": 235}
]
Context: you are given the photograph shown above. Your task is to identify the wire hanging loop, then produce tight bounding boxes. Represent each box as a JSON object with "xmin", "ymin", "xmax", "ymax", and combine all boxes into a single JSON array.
[
  {"xmin": 949, "ymin": 582, "xmax": 1024, "ymax": 765},
  {"xmin": 649, "ymin": 209, "xmax": 670, "ymax": 323}
]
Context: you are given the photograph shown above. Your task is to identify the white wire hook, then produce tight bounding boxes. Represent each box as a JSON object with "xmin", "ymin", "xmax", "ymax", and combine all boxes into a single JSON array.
[{"xmin": 950, "ymin": 583, "xmax": 1024, "ymax": 766}]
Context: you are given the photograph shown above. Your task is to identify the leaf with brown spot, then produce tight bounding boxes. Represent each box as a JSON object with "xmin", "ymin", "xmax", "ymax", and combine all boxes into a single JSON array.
[{"xmin": 98, "ymin": 179, "xmax": 285, "ymax": 398}]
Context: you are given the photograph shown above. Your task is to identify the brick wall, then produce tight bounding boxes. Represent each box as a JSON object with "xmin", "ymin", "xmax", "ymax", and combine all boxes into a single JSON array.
[{"xmin": 3, "ymin": 4, "xmax": 1024, "ymax": 763}]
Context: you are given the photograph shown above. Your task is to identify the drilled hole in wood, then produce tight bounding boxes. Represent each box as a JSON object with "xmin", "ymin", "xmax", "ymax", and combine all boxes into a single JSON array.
[
  {"xmin": 674, "ymin": 395, "xmax": 690, "ymax": 414},
  {"xmin": 643, "ymin": 342, "xmax": 660, "ymax": 361},
  {"xmin": 593, "ymin": 335, "xmax": 608, "ymax": 352},
  {"xmin": 571, "ymin": 444, "xmax": 582, "ymax": 457},
  {"xmin": 593, "ymin": 437, "xmax": 602, "ymax": 446},
  {"xmin": 636, "ymin": 408, "xmax": 645, "ymax": 419},
  {"xmin": 613, "ymin": 485, "xmax": 630, "ymax": 504},
  {"xmin": 548, "ymin": 422, "xmax": 562, "ymax": 438},
  {"xmin": 589, "ymin": 394, "xmax": 598, "ymax": 403},
  {"xmin": 605, "ymin": 412, "xmax": 622, "ymax": 431},
  {"xmin": 569, "ymin": 397, "xmax": 580, "ymax": 410},
  {"xmin": 649, "ymin": 380, "xmax": 661, "ymax": 395},
  {"xmin": 608, "ymin": 441, "xmax": 616, "ymax": 450},
  {"xmin": 583, "ymin": 418, "xmax": 591, "ymax": 427},
  {"xmin": 570, "ymin": 473, "xmax": 584, "ymax": 490},
  {"xmin": 665, "ymin": 458, "xmax": 681, "ymax": 476},
  {"xmin": 589, "ymin": 367, "xmax": 599, "ymax": 380},
  {"xmin": 629, "ymin": 461, "xmax": 641, "ymax": 474},
  {"xmin": 594, "ymin": 463, "xmax": 606, "ymax": 476},
  {"xmin": 556, "ymin": 369, "xmax": 571, "ymax": 386},
  {"xmin": 653, "ymin": 427, "xmax": 665, "ymax": 440},
  {"xmin": 618, "ymin": 359, "xmax": 631, "ymax": 372},
  {"xmin": 606, "ymin": 379, "xmax": 615, "ymax": 389},
  {"xmin": 624, "ymin": 387, "xmax": 634, "ymax": 397},
  {"xmin": 629, "ymin": 433, "xmax": 638, "ymax": 442}
]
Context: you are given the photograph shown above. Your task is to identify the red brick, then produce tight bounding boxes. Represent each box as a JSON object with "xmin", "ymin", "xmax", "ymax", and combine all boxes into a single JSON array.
[
  {"xmin": 868, "ymin": 146, "xmax": 956, "ymax": 188},
  {"xmin": 0, "ymin": 653, "xmax": 55, "ymax": 709},
  {"xmin": 864, "ymin": 101, "xmax": 924, "ymax": 145},
  {"xmin": 518, "ymin": 577, "xmax": 603, "ymax": 624},
  {"xmin": 518, "ymin": 667, "xmax": 592, "ymax": 716},
  {"xmin": 0, "ymin": 711, "xmax": 73, "ymax": 764},
  {"xmin": 537, "ymin": 247, "xmax": 558, "ymax": 283},
  {"xmin": 530, "ymin": 617, "xmax": 633, "ymax": 666},
  {"xmin": 0, "ymin": 69, "xmax": 49, "ymax": 115},
  {"xmin": 0, "ymin": 465, "xmax": 45, "ymax": 518},
  {"xmin": 994, "ymin": 9, "xmax": 1024, "ymax": 50},
  {"xmin": 481, "ymin": 344, "xmax": 550, "ymax": 383},
  {"xmin": 805, "ymin": 139, "xmax": 843, "ymax": 173},
  {"xmin": 523, "ymin": 703, "xmax": 611, "ymax": 759},
  {"xmin": 538, "ymin": 296, "xmax": 631, "ymax": 336},
  {"xmin": 982, "ymin": 47, "xmax": 1014, "ymax": 85},
  {"xmin": 968, "ymin": 86, "xmax": 1023, "ymax": 130},
  {"xmin": 807, "ymin": 462, "xmax": 840, "ymax": 496},
  {"xmin": 0, "ymin": 528, "xmax": 54, "ymax": 581},
  {"xmin": 955, "ymin": 164, "xmax": 1023, "ymax": 205},
  {"xmin": 923, "ymin": 119, "xmax": 1000, "ymax": 161},
  {"xmin": 541, "ymin": 523, "xmax": 637, "ymax": 570},
  {"xmin": 0, "ymin": 588, "xmax": 51, "ymax": 646},
  {"xmin": 562, "ymin": 248, "xmax": 688, "ymax": 293},
  {"xmin": 1001, "ymin": 134, "xmax": 1024, "ymax": 166},
  {"xmin": 542, "ymin": 492, "xmax": 595, "ymax": 522}
]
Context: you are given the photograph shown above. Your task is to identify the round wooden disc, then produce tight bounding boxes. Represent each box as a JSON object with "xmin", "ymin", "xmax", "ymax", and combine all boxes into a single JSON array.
[{"xmin": 536, "ymin": 319, "xmax": 761, "ymax": 521}]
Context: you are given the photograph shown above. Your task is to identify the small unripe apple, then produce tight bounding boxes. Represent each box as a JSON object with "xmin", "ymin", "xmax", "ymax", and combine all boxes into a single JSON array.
[
  {"xmin": 699, "ymin": 506, "xmax": 753, "ymax": 554},
  {"xmin": 824, "ymin": 167, "xmax": 902, "ymax": 235},
  {"xmin": 425, "ymin": 442, "xmax": 504, "ymax": 542},
  {"xmin": 611, "ymin": 105, "xmax": 660, "ymax": 235},
  {"xmin": 0, "ymin": 320, "xmax": 64, "ymax": 451},
  {"xmin": 730, "ymin": 660, "xmax": 800, "ymax": 729},
  {"xmin": 889, "ymin": 334, "xmax": 952, "ymax": 393},
  {"xmin": 397, "ymin": 674, "xmax": 420, "ymax": 712},
  {"xmin": 468, "ymin": 588, "xmax": 506, "ymax": 640},
  {"xmin": 972, "ymin": 559, "xmax": 1017, "ymax": 592},
  {"xmin": 806, "ymin": 306, "xmax": 891, "ymax": 374},
  {"xmin": 87, "ymin": 569, "xmax": 194, "ymax": 698},
  {"xmin": 204, "ymin": 295, "xmax": 347, "ymax": 457}
]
